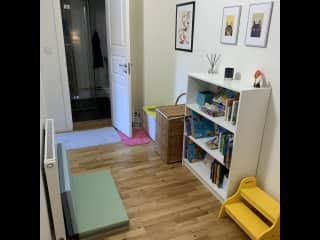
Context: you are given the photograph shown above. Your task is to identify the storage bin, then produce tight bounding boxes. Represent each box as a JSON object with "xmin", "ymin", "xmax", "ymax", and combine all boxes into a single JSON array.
[
  {"xmin": 143, "ymin": 105, "xmax": 156, "ymax": 141},
  {"xmin": 155, "ymin": 104, "xmax": 185, "ymax": 163},
  {"xmin": 196, "ymin": 91, "xmax": 214, "ymax": 105}
]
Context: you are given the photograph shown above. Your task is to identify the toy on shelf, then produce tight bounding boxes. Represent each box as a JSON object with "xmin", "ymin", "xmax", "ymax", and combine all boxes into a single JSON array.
[
  {"xmin": 206, "ymin": 125, "xmax": 220, "ymax": 150},
  {"xmin": 219, "ymin": 176, "xmax": 280, "ymax": 240},
  {"xmin": 200, "ymin": 103, "xmax": 225, "ymax": 117},
  {"xmin": 197, "ymin": 91, "xmax": 214, "ymax": 105},
  {"xmin": 254, "ymin": 70, "xmax": 264, "ymax": 88}
]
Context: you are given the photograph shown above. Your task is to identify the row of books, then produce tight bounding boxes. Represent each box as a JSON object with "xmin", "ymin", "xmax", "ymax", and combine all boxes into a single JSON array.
[
  {"xmin": 219, "ymin": 132, "xmax": 233, "ymax": 169},
  {"xmin": 185, "ymin": 111, "xmax": 215, "ymax": 138},
  {"xmin": 184, "ymin": 138, "xmax": 206, "ymax": 163},
  {"xmin": 224, "ymin": 98, "xmax": 239, "ymax": 125},
  {"xmin": 210, "ymin": 160, "xmax": 229, "ymax": 188}
]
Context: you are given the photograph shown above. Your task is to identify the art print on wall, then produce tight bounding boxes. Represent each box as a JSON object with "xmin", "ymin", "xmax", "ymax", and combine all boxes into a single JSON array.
[
  {"xmin": 245, "ymin": 2, "xmax": 273, "ymax": 47},
  {"xmin": 175, "ymin": 1, "xmax": 195, "ymax": 52},
  {"xmin": 220, "ymin": 6, "xmax": 241, "ymax": 45}
]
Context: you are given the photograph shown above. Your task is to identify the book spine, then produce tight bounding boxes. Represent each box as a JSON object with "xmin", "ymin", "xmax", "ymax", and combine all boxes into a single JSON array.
[
  {"xmin": 230, "ymin": 101, "xmax": 236, "ymax": 123},
  {"xmin": 231, "ymin": 101, "xmax": 239, "ymax": 125},
  {"xmin": 224, "ymin": 99, "xmax": 228, "ymax": 120},
  {"xmin": 223, "ymin": 134, "xmax": 229, "ymax": 163}
]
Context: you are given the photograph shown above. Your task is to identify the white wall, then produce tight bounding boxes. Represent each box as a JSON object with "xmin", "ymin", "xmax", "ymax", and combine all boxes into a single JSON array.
[
  {"xmin": 41, "ymin": 0, "xmax": 73, "ymax": 132},
  {"xmin": 40, "ymin": 73, "xmax": 52, "ymax": 240},
  {"xmin": 130, "ymin": 0, "xmax": 144, "ymax": 113},
  {"xmin": 143, "ymin": 0, "xmax": 175, "ymax": 106},
  {"xmin": 143, "ymin": 0, "xmax": 280, "ymax": 200}
]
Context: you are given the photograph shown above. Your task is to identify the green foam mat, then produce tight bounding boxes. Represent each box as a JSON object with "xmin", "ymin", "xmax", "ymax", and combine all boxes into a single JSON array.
[{"xmin": 71, "ymin": 170, "xmax": 129, "ymax": 239}]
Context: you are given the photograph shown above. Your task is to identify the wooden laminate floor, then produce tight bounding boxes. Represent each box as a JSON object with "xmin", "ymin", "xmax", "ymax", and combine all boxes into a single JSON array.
[
  {"xmin": 73, "ymin": 118, "xmax": 112, "ymax": 131},
  {"xmin": 67, "ymin": 141, "xmax": 249, "ymax": 240}
]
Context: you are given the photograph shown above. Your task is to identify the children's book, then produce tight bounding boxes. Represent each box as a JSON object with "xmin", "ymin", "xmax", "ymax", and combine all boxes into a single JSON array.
[
  {"xmin": 191, "ymin": 111, "xmax": 214, "ymax": 138},
  {"xmin": 185, "ymin": 116, "xmax": 192, "ymax": 135},
  {"xmin": 231, "ymin": 101, "xmax": 239, "ymax": 125},
  {"xmin": 186, "ymin": 140, "xmax": 195, "ymax": 163},
  {"xmin": 224, "ymin": 98, "xmax": 235, "ymax": 121}
]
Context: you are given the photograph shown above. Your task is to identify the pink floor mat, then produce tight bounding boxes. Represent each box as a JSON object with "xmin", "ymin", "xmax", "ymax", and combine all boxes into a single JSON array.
[{"xmin": 116, "ymin": 128, "xmax": 151, "ymax": 146}]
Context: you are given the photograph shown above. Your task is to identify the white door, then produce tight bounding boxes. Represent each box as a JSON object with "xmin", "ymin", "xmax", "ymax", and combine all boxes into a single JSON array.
[{"xmin": 106, "ymin": 0, "xmax": 132, "ymax": 137}]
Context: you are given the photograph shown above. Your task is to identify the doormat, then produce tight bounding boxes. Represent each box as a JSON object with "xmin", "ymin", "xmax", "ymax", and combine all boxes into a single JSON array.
[
  {"xmin": 56, "ymin": 127, "xmax": 121, "ymax": 150},
  {"xmin": 116, "ymin": 128, "xmax": 151, "ymax": 146}
]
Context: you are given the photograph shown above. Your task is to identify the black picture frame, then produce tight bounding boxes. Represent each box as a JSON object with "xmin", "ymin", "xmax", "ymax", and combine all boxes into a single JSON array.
[{"xmin": 175, "ymin": 1, "xmax": 195, "ymax": 52}]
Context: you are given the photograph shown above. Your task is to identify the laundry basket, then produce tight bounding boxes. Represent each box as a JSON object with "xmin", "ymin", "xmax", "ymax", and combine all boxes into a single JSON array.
[
  {"xmin": 155, "ymin": 104, "xmax": 185, "ymax": 163},
  {"xmin": 143, "ymin": 105, "xmax": 157, "ymax": 141}
]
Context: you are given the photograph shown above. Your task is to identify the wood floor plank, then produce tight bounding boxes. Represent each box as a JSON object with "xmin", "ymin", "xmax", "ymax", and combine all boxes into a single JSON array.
[
  {"xmin": 68, "ymin": 141, "xmax": 249, "ymax": 240},
  {"xmin": 73, "ymin": 118, "xmax": 113, "ymax": 131}
]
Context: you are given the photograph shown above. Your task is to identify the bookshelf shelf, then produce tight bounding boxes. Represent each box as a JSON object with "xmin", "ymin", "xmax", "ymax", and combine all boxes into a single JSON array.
[
  {"xmin": 187, "ymin": 135, "xmax": 225, "ymax": 167},
  {"xmin": 186, "ymin": 103, "xmax": 236, "ymax": 133},
  {"xmin": 188, "ymin": 72, "xmax": 259, "ymax": 92},
  {"xmin": 183, "ymin": 158, "xmax": 227, "ymax": 202},
  {"xmin": 182, "ymin": 73, "xmax": 271, "ymax": 203}
]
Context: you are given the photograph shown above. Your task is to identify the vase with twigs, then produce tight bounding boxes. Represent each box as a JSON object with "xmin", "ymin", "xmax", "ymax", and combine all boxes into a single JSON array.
[{"xmin": 207, "ymin": 53, "xmax": 221, "ymax": 74}]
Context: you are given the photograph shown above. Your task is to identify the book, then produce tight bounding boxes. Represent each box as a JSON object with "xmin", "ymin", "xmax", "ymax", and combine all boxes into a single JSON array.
[
  {"xmin": 224, "ymin": 98, "xmax": 234, "ymax": 121},
  {"xmin": 226, "ymin": 136, "xmax": 234, "ymax": 168},
  {"xmin": 231, "ymin": 101, "xmax": 239, "ymax": 125},
  {"xmin": 210, "ymin": 160, "xmax": 229, "ymax": 187},
  {"xmin": 186, "ymin": 139, "xmax": 206, "ymax": 163},
  {"xmin": 218, "ymin": 132, "xmax": 222, "ymax": 151},
  {"xmin": 220, "ymin": 133, "xmax": 224, "ymax": 154},
  {"xmin": 191, "ymin": 111, "xmax": 214, "ymax": 138},
  {"xmin": 216, "ymin": 164, "xmax": 220, "ymax": 185},
  {"xmin": 224, "ymin": 99, "xmax": 229, "ymax": 120},
  {"xmin": 222, "ymin": 134, "xmax": 233, "ymax": 168},
  {"xmin": 228, "ymin": 103, "xmax": 233, "ymax": 121},
  {"xmin": 230, "ymin": 101, "xmax": 236, "ymax": 123},
  {"xmin": 218, "ymin": 166, "xmax": 228, "ymax": 188},
  {"xmin": 214, "ymin": 162, "xmax": 218, "ymax": 184},
  {"xmin": 184, "ymin": 138, "xmax": 188, "ymax": 159},
  {"xmin": 185, "ymin": 116, "xmax": 192, "ymax": 136},
  {"xmin": 223, "ymin": 134, "xmax": 229, "ymax": 157}
]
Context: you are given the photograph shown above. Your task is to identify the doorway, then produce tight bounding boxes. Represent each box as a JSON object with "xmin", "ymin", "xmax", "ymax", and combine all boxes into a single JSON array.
[{"xmin": 60, "ymin": 0, "xmax": 111, "ymax": 123}]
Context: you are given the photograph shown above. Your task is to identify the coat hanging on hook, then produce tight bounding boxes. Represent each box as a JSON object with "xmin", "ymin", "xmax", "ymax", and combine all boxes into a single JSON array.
[{"xmin": 92, "ymin": 30, "xmax": 104, "ymax": 68}]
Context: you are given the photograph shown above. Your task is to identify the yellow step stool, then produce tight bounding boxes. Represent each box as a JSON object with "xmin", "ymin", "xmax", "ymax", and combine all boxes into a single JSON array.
[{"xmin": 219, "ymin": 177, "xmax": 280, "ymax": 240}]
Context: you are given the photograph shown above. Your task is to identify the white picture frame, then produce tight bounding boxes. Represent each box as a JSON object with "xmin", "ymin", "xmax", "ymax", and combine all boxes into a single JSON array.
[
  {"xmin": 220, "ymin": 6, "xmax": 241, "ymax": 45},
  {"xmin": 245, "ymin": 2, "xmax": 273, "ymax": 47}
]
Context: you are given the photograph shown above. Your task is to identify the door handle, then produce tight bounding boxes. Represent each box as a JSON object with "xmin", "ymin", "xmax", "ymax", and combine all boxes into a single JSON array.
[{"xmin": 119, "ymin": 63, "xmax": 127, "ymax": 68}]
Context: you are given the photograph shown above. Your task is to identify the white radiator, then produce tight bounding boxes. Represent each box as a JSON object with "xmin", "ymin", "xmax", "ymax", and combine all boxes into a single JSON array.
[{"xmin": 43, "ymin": 119, "xmax": 66, "ymax": 240}]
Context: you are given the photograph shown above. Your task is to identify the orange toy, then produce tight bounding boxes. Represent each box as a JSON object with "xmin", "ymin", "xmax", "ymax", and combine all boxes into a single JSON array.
[{"xmin": 254, "ymin": 70, "xmax": 263, "ymax": 88}]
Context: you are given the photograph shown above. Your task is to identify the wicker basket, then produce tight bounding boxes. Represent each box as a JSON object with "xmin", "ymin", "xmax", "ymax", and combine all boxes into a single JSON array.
[{"xmin": 155, "ymin": 104, "xmax": 185, "ymax": 163}]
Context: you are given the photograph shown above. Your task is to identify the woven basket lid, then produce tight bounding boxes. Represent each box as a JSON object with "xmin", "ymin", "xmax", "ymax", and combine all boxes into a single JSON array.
[{"xmin": 156, "ymin": 104, "xmax": 185, "ymax": 119}]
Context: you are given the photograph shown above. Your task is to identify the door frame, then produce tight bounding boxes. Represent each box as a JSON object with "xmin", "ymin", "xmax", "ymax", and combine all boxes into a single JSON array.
[
  {"xmin": 52, "ymin": 0, "xmax": 133, "ymax": 131},
  {"xmin": 51, "ymin": 0, "xmax": 73, "ymax": 131}
]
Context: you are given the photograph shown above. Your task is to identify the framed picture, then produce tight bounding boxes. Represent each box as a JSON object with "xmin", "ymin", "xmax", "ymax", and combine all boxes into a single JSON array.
[
  {"xmin": 220, "ymin": 6, "xmax": 241, "ymax": 45},
  {"xmin": 245, "ymin": 2, "xmax": 273, "ymax": 47},
  {"xmin": 175, "ymin": 1, "xmax": 195, "ymax": 52}
]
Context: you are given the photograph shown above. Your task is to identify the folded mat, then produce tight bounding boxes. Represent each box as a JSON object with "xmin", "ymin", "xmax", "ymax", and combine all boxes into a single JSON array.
[
  {"xmin": 57, "ymin": 143, "xmax": 78, "ymax": 236},
  {"xmin": 71, "ymin": 170, "xmax": 129, "ymax": 239}
]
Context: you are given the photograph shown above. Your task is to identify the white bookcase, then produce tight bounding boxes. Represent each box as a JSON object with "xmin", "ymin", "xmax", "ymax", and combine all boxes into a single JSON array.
[{"xmin": 182, "ymin": 73, "xmax": 271, "ymax": 203}]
